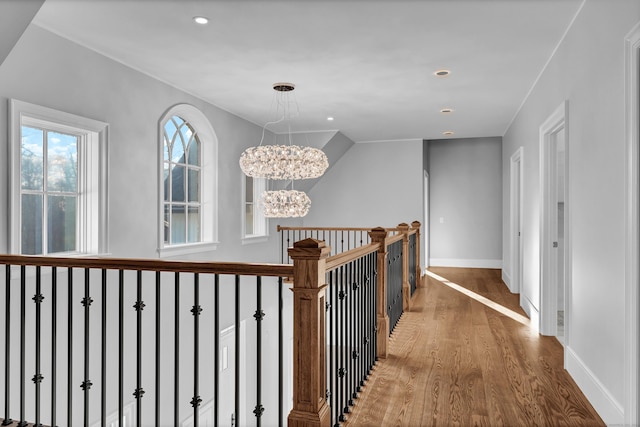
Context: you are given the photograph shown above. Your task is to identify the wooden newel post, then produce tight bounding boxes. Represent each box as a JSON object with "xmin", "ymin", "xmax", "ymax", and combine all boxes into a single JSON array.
[
  {"xmin": 368, "ymin": 227, "xmax": 390, "ymax": 359},
  {"xmin": 411, "ymin": 220, "xmax": 423, "ymax": 287},
  {"xmin": 288, "ymin": 238, "xmax": 331, "ymax": 427},
  {"xmin": 398, "ymin": 223, "xmax": 411, "ymax": 311}
]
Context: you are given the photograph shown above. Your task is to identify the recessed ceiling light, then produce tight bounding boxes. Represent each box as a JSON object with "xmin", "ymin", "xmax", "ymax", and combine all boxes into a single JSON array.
[
  {"xmin": 442, "ymin": 131, "xmax": 454, "ymax": 136},
  {"xmin": 440, "ymin": 108, "xmax": 454, "ymax": 114},
  {"xmin": 434, "ymin": 69, "xmax": 450, "ymax": 77},
  {"xmin": 327, "ymin": 117, "xmax": 334, "ymax": 121},
  {"xmin": 193, "ymin": 16, "xmax": 209, "ymax": 25}
]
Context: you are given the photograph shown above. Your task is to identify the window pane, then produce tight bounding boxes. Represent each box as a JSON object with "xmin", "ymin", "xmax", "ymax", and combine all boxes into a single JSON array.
[
  {"xmin": 187, "ymin": 169, "xmax": 199, "ymax": 202},
  {"xmin": 163, "ymin": 162, "xmax": 170, "ymax": 201},
  {"xmin": 47, "ymin": 132, "xmax": 78, "ymax": 192},
  {"xmin": 187, "ymin": 205, "xmax": 200, "ymax": 243},
  {"xmin": 171, "ymin": 204, "xmax": 186, "ymax": 244},
  {"xmin": 245, "ymin": 203, "xmax": 254, "ymax": 235},
  {"xmin": 163, "ymin": 134, "xmax": 171, "ymax": 162},
  {"xmin": 172, "ymin": 131, "xmax": 185, "ymax": 163},
  {"xmin": 48, "ymin": 195, "xmax": 76, "ymax": 253},
  {"xmin": 21, "ymin": 194, "xmax": 43, "ymax": 255},
  {"xmin": 171, "ymin": 164, "xmax": 185, "ymax": 202},
  {"xmin": 246, "ymin": 175, "xmax": 253, "ymax": 203},
  {"xmin": 21, "ymin": 126, "xmax": 44, "ymax": 191},
  {"xmin": 164, "ymin": 204, "xmax": 170, "ymax": 244},
  {"xmin": 187, "ymin": 134, "xmax": 199, "ymax": 166}
]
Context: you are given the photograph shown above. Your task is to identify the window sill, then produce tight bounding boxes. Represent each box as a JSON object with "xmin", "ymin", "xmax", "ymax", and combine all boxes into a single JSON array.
[
  {"xmin": 157, "ymin": 242, "xmax": 219, "ymax": 258},
  {"xmin": 241, "ymin": 235, "xmax": 269, "ymax": 245}
]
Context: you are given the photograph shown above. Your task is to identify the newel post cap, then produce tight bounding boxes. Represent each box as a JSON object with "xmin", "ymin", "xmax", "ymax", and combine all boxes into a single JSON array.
[
  {"xmin": 368, "ymin": 227, "xmax": 388, "ymax": 242},
  {"xmin": 397, "ymin": 222, "xmax": 410, "ymax": 232},
  {"xmin": 411, "ymin": 220, "xmax": 421, "ymax": 229},
  {"xmin": 288, "ymin": 238, "xmax": 331, "ymax": 260}
]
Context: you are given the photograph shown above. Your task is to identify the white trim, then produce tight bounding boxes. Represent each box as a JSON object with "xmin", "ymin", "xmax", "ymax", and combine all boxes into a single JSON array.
[
  {"xmin": 355, "ymin": 138, "xmax": 423, "ymax": 145},
  {"xmin": 501, "ymin": 270, "xmax": 511, "ymax": 288},
  {"xmin": 158, "ymin": 104, "xmax": 218, "ymax": 255},
  {"xmin": 503, "ymin": 1, "xmax": 585, "ymax": 135},
  {"xmin": 509, "ymin": 147, "xmax": 524, "ymax": 294},
  {"xmin": 428, "ymin": 258, "xmax": 502, "ymax": 269},
  {"xmin": 624, "ymin": 21, "xmax": 640, "ymax": 427},
  {"xmin": 8, "ymin": 99, "xmax": 109, "ymax": 255},
  {"xmin": 539, "ymin": 100, "xmax": 569, "ymax": 337},
  {"xmin": 566, "ymin": 346, "xmax": 624, "ymax": 425}
]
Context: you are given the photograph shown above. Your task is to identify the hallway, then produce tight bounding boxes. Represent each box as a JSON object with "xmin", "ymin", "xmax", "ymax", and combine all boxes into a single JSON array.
[{"xmin": 343, "ymin": 267, "xmax": 605, "ymax": 426}]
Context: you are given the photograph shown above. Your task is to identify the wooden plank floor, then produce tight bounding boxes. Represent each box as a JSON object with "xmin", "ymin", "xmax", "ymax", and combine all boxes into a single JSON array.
[{"xmin": 343, "ymin": 267, "xmax": 605, "ymax": 427}]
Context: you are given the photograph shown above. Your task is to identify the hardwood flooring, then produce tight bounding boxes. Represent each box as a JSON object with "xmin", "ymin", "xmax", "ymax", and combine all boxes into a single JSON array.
[{"xmin": 343, "ymin": 267, "xmax": 605, "ymax": 427}]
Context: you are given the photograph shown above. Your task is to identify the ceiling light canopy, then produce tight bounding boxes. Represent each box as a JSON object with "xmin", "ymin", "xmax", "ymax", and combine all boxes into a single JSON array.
[
  {"xmin": 434, "ymin": 69, "xmax": 450, "ymax": 77},
  {"xmin": 442, "ymin": 131, "xmax": 454, "ymax": 136},
  {"xmin": 440, "ymin": 108, "xmax": 454, "ymax": 114}
]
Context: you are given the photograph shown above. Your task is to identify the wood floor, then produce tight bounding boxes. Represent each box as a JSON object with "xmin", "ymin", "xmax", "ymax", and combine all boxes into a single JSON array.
[{"xmin": 343, "ymin": 267, "xmax": 605, "ymax": 427}]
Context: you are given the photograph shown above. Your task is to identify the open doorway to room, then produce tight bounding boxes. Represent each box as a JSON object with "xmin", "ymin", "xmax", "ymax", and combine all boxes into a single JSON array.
[
  {"xmin": 539, "ymin": 101, "xmax": 569, "ymax": 343},
  {"xmin": 424, "ymin": 170, "xmax": 430, "ymax": 269},
  {"xmin": 509, "ymin": 147, "xmax": 523, "ymax": 295}
]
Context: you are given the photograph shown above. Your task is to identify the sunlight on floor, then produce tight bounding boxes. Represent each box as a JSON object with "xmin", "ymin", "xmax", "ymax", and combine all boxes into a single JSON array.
[{"xmin": 425, "ymin": 270, "xmax": 531, "ymax": 327}]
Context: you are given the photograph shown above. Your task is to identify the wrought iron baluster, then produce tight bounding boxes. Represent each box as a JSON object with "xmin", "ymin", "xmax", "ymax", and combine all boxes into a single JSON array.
[
  {"xmin": 155, "ymin": 271, "xmax": 161, "ymax": 427},
  {"xmin": 214, "ymin": 274, "xmax": 220, "ymax": 427},
  {"xmin": 278, "ymin": 276, "xmax": 284, "ymax": 427},
  {"xmin": 19, "ymin": 266, "xmax": 25, "ymax": 427},
  {"xmin": 33, "ymin": 266, "xmax": 43, "ymax": 427},
  {"xmin": 51, "ymin": 267, "xmax": 57, "ymax": 427},
  {"xmin": 2, "ymin": 265, "xmax": 11, "ymax": 426},
  {"xmin": 118, "ymin": 270, "xmax": 124, "ymax": 427},
  {"xmin": 134, "ymin": 270, "xmax": 144, "ymax": 425},
  {"xmin": 253, "ymin": 276, "xmax": 264, "ymax": 426},
  {"xmin": 191, "ymin": 273, "xmax": 202, "ymax": 424},
  {"xmin": 174, "ymin": 272, "xmax": 180, "ymax": 427},
  {"xmin": 234, "ymin": 275, "xmax": 240, "ymax": 427},
  {"xmin": 102, "ymin": 269, "xmax": 107, "ymax": 427}
]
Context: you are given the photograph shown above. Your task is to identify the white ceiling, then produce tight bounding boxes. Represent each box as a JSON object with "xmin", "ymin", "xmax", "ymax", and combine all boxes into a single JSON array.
[{"xmin": 32, "ymin": 0, "xmax": 583, "ymax": 143}]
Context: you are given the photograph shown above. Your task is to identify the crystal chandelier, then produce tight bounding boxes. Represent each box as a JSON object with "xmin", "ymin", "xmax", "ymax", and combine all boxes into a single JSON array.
[
  {"xmin": 239, "ymin": 82, "xmax": 328, "ymax": 218},
  {"xmin": 261, "ymin": 189, "xmax": 311, "ymax": 218}
]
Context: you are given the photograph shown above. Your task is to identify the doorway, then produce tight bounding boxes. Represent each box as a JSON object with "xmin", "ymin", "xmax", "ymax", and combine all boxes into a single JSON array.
[
  {"xmin": 424, "ymin": 170, "xmax": 430, "ymax": 269},
  {"xmin": 539, "ymin": 101, "xmax": 569, "ymax": 341},
  {"xmin": 509, "ymin": 147, "xmax": 523, "ymax": 295}
]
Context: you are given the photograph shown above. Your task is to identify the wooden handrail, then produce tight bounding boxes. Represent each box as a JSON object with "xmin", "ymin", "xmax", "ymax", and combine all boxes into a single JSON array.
[
  {"xmin": 385, "ymin": 232, "xmax": 405, "ymax": 246},
  {"xmin": 0, "ymin": 254, "xmax": 293, "ymax": 277},
  {"xmin": 325, "ymin": 242, "xmax": 381, "ymax": 272}
]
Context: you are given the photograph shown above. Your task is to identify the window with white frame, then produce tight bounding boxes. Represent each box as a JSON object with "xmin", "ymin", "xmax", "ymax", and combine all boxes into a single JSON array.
[
  {"xmin": 159, "ymin": 104, "xmax": 217, "ymax": 256},
  {"xmin": 243, "ymin": 174, "xmax": 268, "ymax": 240},
  {"xmin": 9, "ymin": 99, "xmax": 108, "ymax": 255}
]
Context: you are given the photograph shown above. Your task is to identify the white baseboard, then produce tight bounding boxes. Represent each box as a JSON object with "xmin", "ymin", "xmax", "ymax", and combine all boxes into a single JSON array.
[
  {"xmin": 502, "ymin": 270, "xmax": 511, "ymax": 288},
  {"xmin": 429, "ymin": 258, "xmax": 503, "ymax": 269},
  {"xmin": 565, "ymin": 346, "xmax": 624, "ymax": 425},
  {"xmin": 521, "ymin": 295, "xmax": 538, "ymax": 332}
]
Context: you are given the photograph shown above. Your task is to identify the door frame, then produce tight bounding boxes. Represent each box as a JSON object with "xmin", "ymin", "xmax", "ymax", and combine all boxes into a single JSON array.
[
  {"xmin": 424, "ymin": 170, "xmax": 430, "ymax": 269},
  {"xmin": 509, "ymin": 147, "xmax": 523, "ymax": 294},
  {"xmin": 624, "ymin": 22, "xmax": 639, "ymax": 427},
  {"xmin": 539, "ymin": 100, "xmax": 570, "ymax": 338}
]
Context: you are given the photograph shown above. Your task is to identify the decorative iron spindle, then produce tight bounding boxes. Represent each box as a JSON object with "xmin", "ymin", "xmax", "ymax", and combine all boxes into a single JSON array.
[
  {"xmin": 118, "ymin": 270, "xmax": 124, "ymax": 427},
  {"xmin": 214, "ymin": 274, "xmax": 220, "ymax": 427},
  {"xmin": 68, "ymin": 267, "xmax": 73, "ymax": 427},
  {"xmin": 174, "ymin": 272, "xmax": 180, "ymax": 427},
  {"xmin": 19, "ymin": 266, "xmax": 25, "ymax": 427},
  {"xmin": 254, "ymin": 276, "xmax": 265, "ymax": 425},
  {"xmin": 278, "ymin": 276, "xmax": 284, "ymax": 426},
  {"xmin": 191, "ymin": 273, "xmax": 201, "ymax": 424},
  {"xmin": 51, "ymin": 267, "xmax": 57, "ymax": 427},
  {"xmin": 2, "ymin": 266, "xmax": 11, "ymax": 427},
  {"xmin": 155, "ymin": 271, "xmax": 161, "ymax": 427},
  {"xmin": 134, "ymin": 271, "xmax": 145, "ymax": 425},
  {"xmin": 234, "ymin": 275, "xmax": 240, "ymax": 427},
  {"xmin": 102, "ymin": 269, "xmax": 107, "ymax": 427},
  {"xmin": 33, "ymin": 266, "xmax": 43, "ymax": 427}
]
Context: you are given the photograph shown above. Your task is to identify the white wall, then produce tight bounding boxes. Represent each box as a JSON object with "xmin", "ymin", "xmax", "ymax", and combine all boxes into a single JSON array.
[
  {"xmin": 304, "ymin": 139, "xmax": 423, "ymax": 230},
  {"xmin": 0, "ymin": 24, "xmax": 302, "ymax": 263},
  {"xmin": 428, "ymin": 137, "xmax": 503, "ymax": 268},
  {"xmin": 0, "ymin": 24, "xmax": 299, "ymax": 424},
  {"xmin": 502, "ymin": 0, "xmax": 640, "ymax": 423}
]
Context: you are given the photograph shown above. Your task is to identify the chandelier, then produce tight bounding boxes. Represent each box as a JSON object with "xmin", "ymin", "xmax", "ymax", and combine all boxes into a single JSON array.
[
  {"xmin": 261, "ymin": 189, "xmax": 311, "ymax": 218},
  {"xmin": 239, "ymin": 83, "xmax": 329, "ymax": 218}
]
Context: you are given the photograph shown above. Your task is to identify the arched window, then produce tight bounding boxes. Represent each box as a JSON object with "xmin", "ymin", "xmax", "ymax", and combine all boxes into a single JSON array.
[{"xmin": 159, "ymin": 104, "xmax": 217, "ymax": 256}]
